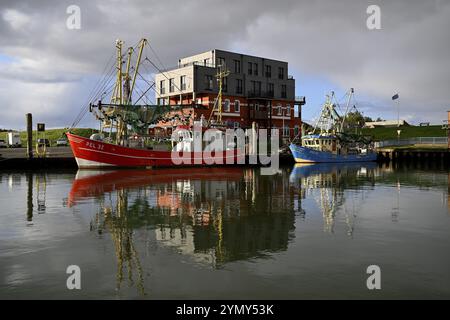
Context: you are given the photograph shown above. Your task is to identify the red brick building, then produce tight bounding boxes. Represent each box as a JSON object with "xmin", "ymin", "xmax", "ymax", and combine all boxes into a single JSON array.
[{"xmin": 155, "ymin": 49, "xmax": 305, "ymax": 142}]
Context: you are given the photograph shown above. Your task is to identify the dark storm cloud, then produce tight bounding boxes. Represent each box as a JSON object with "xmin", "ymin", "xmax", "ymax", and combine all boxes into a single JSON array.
[{"xmin": 0, "ymin": 0, "xmax": 449, "ymax": 128}]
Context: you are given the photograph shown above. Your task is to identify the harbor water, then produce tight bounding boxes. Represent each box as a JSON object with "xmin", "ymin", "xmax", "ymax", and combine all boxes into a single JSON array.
[{"xmin": 0, "ymin": 163, "xmax": 449, "ymax": 299}]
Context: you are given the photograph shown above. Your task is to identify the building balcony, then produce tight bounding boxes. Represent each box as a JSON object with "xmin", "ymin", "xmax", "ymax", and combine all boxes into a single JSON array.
[{"xmin": 247, "ymin": 91, "xmax": 274, "ymax": 99}]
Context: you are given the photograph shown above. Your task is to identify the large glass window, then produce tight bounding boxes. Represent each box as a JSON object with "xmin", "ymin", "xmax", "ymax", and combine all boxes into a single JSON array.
[
  {"xmin": 265, "ymin": 65, "xmax": 271, "ymax": 78},
  {"xmin": 217, "ymin": 57, "xmax": 225, "ymax": 68},
  {"xmin": 267, "ymin": 83, "xmax": 274, "ymax": 97},
  {"xmin": 205, "ymin": 75, "xmax": 213, "ymax": 90},
  {"xmin": 278, "ymin": 67, "xmax": 284, "ymax": 80},
  {"xmin": 236, "ymin": 79, "xmax": 243, "ymax": 94},
  {"xmin": 180, "ymin": 75, "xmax": 186, "ymax": 91},
  {"xmin": 281, "ymin": 84, "xmax": 287, "ymax": 98},
  {"xmin": 234, "ymin": 60, "xmax": 241, "ymax": 73}
]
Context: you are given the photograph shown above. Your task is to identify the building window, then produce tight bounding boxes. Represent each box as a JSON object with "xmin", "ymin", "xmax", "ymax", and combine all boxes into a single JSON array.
[
  {"xmin": 234, "ymin": 122, "xmax": 240, "ymax": 129},
  {"xmin": 169, "ymin": 78, "xmax": 175, "ymax": 93},
  {"xmin": 277, "ymin": 105, "xmax": 282, "ymax": 115},
  {"xmin": 250, "ymin": 81, "xmax": 261, "ymax": 96},
  {"xmin": 205, "ymin": 75, "xmax": 213, "ymax": 90},
  {"xmin": 286, "ymin": 104, "xmax": 291, "ymax": 116},
  {"xmin": 222, "ymin": 77, "xmax": 228, "ymax": 92},
  {"xmin": 278, "ymin": 67, "xmax": 284, "ymax": 80},
  {"xmin": 255, "ymin": 103, "xmax": 259, "ymax": 111},
  {"xmin": 234, "ymin": 60, "xmax": 241, "ymax": 73},
  {"xmin": 254, "ymin": 63, "xmax": 258, "ymax": 76},
  {"xmin": 265, "ymin": 65, "xmax": 271, "ymax": 78},
  {"xmin": 217, "ymin": 57, "xmax": 225, "ymax": 68},
  {"xmin": 267, "ymin": 83, "xmax": 274, "ymax": 97},
  {"xmin": 160, "ymin": 80, "xmax": 165, "ymax": 94},
  {"xmin": 281, "ymin": 84, "xmax": 287, "ymax": 98},
  {"xmin": 248, "ymin": 62, "xmax": 252, "ymax": 75},
  {"xmin": 236, "ymin": 79, "xmax": 243, "ymax": 94},
  {"xmin": 224, "ymin": 99, "xmax": 230, "ymax": 112},
  {"xmin": 294, "ymin": 125, "xmax": 299, "ymax": 136},
  {"xmin": 294, "ymin": 105, "xmax": 300, "ymax": 118},
  {"xmin": 283, "ymin": 126, "xmax": 290, "ymax": 137},
  {"xmin": 234, "ymin": 100, "xmax": 240, "ymax": 113},
  {"xmin": 180, "ymin": 75, "xmax": 186, "ymax": 91}
]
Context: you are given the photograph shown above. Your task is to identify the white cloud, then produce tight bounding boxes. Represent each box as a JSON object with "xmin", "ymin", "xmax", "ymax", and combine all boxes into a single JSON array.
[
  {"xmin": 2, "ymin": 9, "xmax": 31, "ymax": 30},
  {"xmin": 0, "ymin": 0, "xmax": 449, "ymax": 128}
]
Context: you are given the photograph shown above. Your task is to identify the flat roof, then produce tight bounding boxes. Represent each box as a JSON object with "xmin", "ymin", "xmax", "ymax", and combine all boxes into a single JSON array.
[{"xmin": 179, "ymin": 49, "xmax": 289, "ymax": 64}]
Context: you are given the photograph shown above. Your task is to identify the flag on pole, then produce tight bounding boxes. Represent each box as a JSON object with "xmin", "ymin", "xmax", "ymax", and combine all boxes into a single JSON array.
[{"xmin": 392, "ymin": 93, "xmax": 399, "ymax": 100}]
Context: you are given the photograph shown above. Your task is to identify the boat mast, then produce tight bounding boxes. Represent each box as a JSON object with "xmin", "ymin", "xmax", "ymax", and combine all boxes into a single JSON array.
[
  {"xmin": 123, "ymin": 46, "xmax": 134, "ymax": 104},
  {"xmin": 313, "ymin": 91, "xmax": 335, "ymax": 135},
  {"xmin": 209, "ymin": 64, "xmax": 230, "ymax": 125},
  {"xmin": 111, "ymin": 39, "xmax": 123, "ymax": 105},
  {"xmin": 130, "ymin": 38, "xmax": 147, "ymax": 102},
  {"xmin": 340, "ymin": 88, "xmax": 354, "ymax": 132}
]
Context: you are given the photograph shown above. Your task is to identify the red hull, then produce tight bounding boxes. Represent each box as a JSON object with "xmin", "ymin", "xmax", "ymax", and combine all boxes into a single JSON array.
[{"xmin": 67, "ymin": 133, "xmax": 242, "ymax": 168}]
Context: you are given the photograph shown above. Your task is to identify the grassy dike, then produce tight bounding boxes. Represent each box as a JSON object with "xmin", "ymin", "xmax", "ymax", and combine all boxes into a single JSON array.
[
  {"xmin": 0, "ymin": 128, "xmax": 98, "ymax": 147},
  {"xmin": 361, "ymin": 125, "xmax": 446, "ymax": 141},
  {"xmin": 0, "ymin": 125, "xmax": 447, "ymax": 146}
]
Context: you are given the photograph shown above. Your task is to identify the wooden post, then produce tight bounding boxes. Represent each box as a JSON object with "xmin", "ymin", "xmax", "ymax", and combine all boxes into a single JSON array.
[{"xmin": 26, "ymin": 113, "xmax": 33, "ymax": 159}]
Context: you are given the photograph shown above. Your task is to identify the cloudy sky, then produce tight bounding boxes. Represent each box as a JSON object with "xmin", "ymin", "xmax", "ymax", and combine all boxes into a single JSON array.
[{"xmin": 0, "ymin": 0, "xmax": 449, "ymax": 129}]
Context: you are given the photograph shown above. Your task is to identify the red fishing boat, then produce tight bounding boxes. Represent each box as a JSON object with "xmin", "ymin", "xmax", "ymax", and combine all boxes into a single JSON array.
[
  {"xmin": 67, "ymin": 131, "xmax": 241, "ymax": 168},
  {"xmin": 67, "ymin": 38, "xmax": 243, "ymax": 169}
]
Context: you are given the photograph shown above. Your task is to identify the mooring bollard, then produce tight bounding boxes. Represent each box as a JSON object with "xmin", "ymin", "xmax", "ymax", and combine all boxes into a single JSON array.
[{"xmin": 26, "ymin": 113, "xmax": 33, "ymax": 159}]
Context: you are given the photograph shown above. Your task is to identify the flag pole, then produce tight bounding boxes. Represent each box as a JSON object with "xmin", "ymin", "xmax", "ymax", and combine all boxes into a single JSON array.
[{"xmin": 392, "ymin": 93, "xmax": 400, "ymax": 144}]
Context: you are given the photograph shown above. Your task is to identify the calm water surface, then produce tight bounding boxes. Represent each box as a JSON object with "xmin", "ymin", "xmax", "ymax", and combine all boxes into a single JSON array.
[{"xmin": 0, "ymin": 163, "xmax": 449, "ymax": 299}]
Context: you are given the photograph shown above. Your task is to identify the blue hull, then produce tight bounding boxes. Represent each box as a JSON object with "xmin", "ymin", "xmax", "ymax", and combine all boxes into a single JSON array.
[{"xmin": 289, "ymin": 144, "xmax": 377, "ymax": 163}]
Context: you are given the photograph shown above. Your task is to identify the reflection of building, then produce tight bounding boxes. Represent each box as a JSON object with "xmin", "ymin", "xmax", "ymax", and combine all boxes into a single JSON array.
[{"xmin": 152, "ymin": 170, "xmax": 297, "ymax": 266}]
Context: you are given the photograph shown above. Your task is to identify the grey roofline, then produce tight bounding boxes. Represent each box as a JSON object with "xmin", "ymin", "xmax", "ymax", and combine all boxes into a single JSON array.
[{"xmin": 178, "ymin": 49, "xmax": 289, "ymax": 65}]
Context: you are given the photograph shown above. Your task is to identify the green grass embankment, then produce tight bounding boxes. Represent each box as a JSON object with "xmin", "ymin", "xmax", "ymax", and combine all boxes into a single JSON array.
[{"xmin": 361, "ymin": 125, "xmax": 447, "ymax": 141}]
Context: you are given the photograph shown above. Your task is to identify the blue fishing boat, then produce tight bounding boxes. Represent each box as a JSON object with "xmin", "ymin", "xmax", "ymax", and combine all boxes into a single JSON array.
[{"xmin": 289, "ymin": 88, "xmax": 377, "ymax": 163}]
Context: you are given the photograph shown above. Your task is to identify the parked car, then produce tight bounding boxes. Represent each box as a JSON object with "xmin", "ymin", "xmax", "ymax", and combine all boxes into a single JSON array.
[
  {"xmin": 56, "ymin": 138, "xmax": 68, "ymax": 147},
  {"xmin": 0, "ymin": 139, "xmax": 6, "ymax": 148},
  {"xmin": 37, "ymin": 138, "xmax": 50, "ymax": 147}
]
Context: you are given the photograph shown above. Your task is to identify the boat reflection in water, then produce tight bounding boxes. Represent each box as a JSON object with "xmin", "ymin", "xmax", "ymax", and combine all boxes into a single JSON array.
[
  {"xmin": 289, "ymin": 162, "xmax": 377, "ymax": 236},
  {"xmin": 68, "ymin": 167, "xmax": 297, "ymax": 295}
]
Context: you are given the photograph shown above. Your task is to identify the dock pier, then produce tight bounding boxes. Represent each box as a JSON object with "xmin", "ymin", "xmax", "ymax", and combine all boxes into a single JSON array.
[{"xmin": 377, "ymin": 147, "xmax": 449, "ymax": 163}]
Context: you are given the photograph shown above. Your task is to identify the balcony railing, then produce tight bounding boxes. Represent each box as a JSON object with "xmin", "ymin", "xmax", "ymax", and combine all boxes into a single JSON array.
[{"xmin": 247, "ymin": 90, "xmax": 274, "ymax": 99}]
